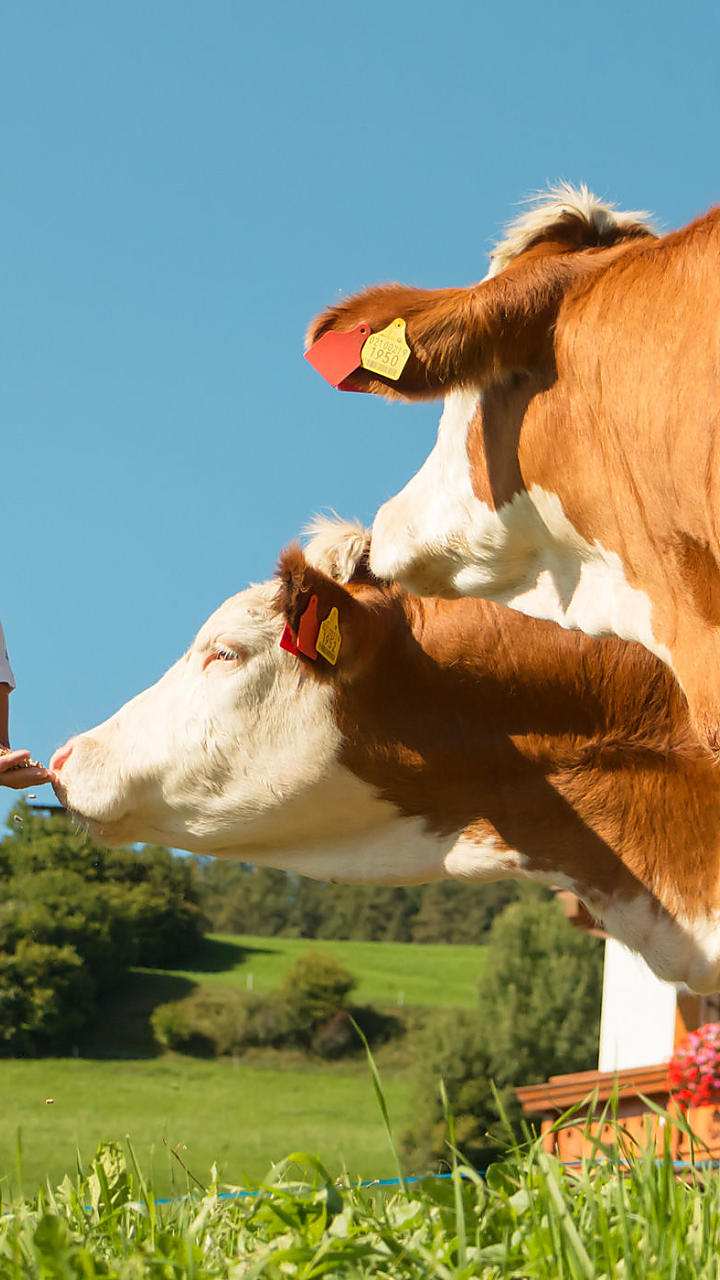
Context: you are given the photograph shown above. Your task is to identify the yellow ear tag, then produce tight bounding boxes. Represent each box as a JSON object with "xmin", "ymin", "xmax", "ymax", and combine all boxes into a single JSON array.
[
  {"xmin": 360, "ymin": 318, "xmax": 411, "ymax": 381},
  {"xmin": 316, "ymin": 606, "xmax": 342, "ymax": 665}
]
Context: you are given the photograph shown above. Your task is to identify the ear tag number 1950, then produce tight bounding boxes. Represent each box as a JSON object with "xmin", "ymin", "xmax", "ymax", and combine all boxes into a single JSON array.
[{"xmin": 360, "ymin": 318, "xmax": 411, "ymax": 380}]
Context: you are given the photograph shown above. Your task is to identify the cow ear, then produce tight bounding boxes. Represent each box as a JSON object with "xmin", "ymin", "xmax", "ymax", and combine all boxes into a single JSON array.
[
  {"xmin": 306, "ymin": 283, "xmax": 472, "ymax": 401},
  {"xmin": 305, "ymin": 249, "xmax": 593, "ymax": 401},
  {"xmin": 275, "ymin": 544, "xmax": 387, "ymax": 681}
]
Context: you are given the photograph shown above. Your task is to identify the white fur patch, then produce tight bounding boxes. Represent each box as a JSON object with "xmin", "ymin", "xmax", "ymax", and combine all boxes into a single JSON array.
[
  {"xmin": 443, "ymin": 832, "xmax": 526, "ymax": 881},
  {"xmin": 370, "ymin": 388, "xmax": 483, "ymax": 595},
  {"xmin": 590, "ymin": 893, "xmax": 720, "ymax": 994},
  {"xmin": 303, "ymin": 514, "xmax": 370, "ymax": 583},
  {"xmin": 472, "ymin": 486, "xmax": 673, "ymax": 665},
  {"xmin": 238, "ymin": 780, "xmax": 457, "ymax": 884},
  {"xmin": 370, "ymin": 389, "xmax": 671, "ymax": 664},
  {"xmin": 487, "ymin": 182, "xmax": 657, "ymax": 278},
  {"xmin": 549, "ymin": 872, "xmax": 720, "ymax": 994}
]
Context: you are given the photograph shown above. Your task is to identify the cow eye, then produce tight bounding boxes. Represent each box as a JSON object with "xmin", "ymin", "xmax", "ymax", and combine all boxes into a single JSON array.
[{"xmin": 202, "ymin": 645, "xmax": 245, "ymax": 670}]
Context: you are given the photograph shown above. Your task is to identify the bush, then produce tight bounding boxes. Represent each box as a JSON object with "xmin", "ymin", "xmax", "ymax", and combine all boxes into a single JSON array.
[
  {"xmin": 403, "ymin": 894, "xmax": 604, "ymax": 1170},
  {"xmin": 310, "ymin": 1009, "xmax": 356, "ymax": 1059},
  {"xmin": 150, "ymin": 952, "xmax": 400, "ymax": 1060},
  {"xmin": 348, "ymin": 1002, "xmax": 404, "ymax": 1050},
  {"xmin": 151, "ymin": 1001, "xmax": 198, "ymax": 1052},
  {"xmin": 151, "ymin": 986, "xmax": 300, "ymax": 1056},
  {"xmin": 474, "ymin": 895, "xmax": 603, "ymax": 1085},
  {"xmin": 402, "ymin": 1007, "xmax": 511, "ymax": 1170},
  {"xmin": 152, "ymin": 988, "xmax": 249, "ymax": 1055},
  {"xmin": 243, "ymin": 992, "xmax": 302, "ymax": 1049},
  {"xmin": 102, "ymin": 847, "xmax": 206, "ymax": 967},
  {"xmin": 282, "ymin": 952, "xmax": 356, "ymax": 1029},
  {"xmin": 307, "ymin": 1004, "xmax": 402, "ymax": 1058}
]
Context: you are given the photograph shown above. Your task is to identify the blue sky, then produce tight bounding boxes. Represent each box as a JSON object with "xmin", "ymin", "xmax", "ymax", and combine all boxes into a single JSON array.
[{"xmin": 2, "ymin": 0, "xmax": 719, "ymax": 823}]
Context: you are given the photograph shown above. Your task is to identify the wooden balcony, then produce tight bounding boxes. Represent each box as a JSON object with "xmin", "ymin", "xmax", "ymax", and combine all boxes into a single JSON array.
[{"xmin": 516, "ymin": 1065, "xmax": 720, "ymax": 1162}]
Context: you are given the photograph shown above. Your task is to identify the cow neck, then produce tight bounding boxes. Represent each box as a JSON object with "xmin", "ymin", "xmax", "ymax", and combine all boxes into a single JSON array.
[{"xmin": 334, "ymin": 591, "xmax": 720, "ymax": 920}]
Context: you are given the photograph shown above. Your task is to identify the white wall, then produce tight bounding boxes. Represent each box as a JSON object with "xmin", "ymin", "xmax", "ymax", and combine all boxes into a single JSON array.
[{"xmin": 598, "ymin": 938, "xmax": 677, "ymax": 1072}]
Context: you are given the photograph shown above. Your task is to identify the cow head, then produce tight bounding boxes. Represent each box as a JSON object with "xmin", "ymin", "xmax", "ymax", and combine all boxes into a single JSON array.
[
  {"xmin": 50, "ymin": 577, "xmax": 333, "ymax": 852},
  {"xmin": 310, "ymin": 191, "xmax": 720, "ymax": 722},
  {"xmin": 49, "ymin": 521, "xmax": 448, "ymax": 883}
]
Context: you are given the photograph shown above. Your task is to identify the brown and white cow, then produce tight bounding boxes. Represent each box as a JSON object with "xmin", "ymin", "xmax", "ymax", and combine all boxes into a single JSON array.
[
  {"xmin": 52, "ymin": 519, "xmax": 720, "ymax": 991},
  {"xmin": 307, "ymin": 186, "xmax": 720, "ymax": 756}
]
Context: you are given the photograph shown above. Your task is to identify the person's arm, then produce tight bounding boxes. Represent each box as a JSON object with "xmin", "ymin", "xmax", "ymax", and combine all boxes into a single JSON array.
[
  {"xmin": 0, "ymin": 682, "xmax": 9, "ymax": 748},
  {"xmin": 0, "ymin": 664, "xmax": 53, "ymax": 790}
]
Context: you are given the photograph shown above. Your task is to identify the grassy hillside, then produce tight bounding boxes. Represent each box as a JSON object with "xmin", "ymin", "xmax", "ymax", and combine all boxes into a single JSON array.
[{"xmin": 150, "ymin": 932, "xmax": 487, "ymax": 1009}]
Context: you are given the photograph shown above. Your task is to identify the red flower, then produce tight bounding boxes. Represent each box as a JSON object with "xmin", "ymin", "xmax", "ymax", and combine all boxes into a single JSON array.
[{"xmin": 668, "ymin": 1024, "xmax": 720, "ymax": 1110}]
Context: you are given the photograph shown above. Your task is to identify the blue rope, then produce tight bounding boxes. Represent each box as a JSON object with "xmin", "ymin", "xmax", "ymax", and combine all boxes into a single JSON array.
[
  {"xmin": 148, "ymin": 1159, "xmax": 720, "ymax": 1206},
  {"xmin": 151, "ymin": 1171, "xmax": 464, "ymax": 1205}
]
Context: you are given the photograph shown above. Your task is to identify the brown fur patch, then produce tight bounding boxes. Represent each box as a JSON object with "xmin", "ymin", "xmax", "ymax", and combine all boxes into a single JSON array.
[{"xmin": 323, "ymin": 581, "xmax": 718, "ymax": 922}]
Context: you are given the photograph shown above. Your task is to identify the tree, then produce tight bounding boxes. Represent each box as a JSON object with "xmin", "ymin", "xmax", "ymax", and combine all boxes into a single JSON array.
[
  {"xmin": 0, "ymin": 804, "xmax": 206, "ymax": 1053},
  {"xmin": 475, "ymin": 895, "xmax": 603, "ymax": 1086},
  {"xmin": 193, "ymin": 862, "xmax": 296, "ymax": 936},
  {"xmin": 193, "ymin": 859, "xmax": 521, "ymax": 944},
  {"xmin": 0, "ymin": 940, "xmax": 91, "ymax": 1054},
  {"xmin": 404, "ymin": 893, "xmax": 604, "ymax": 1170},
  {"xmin": 409, "ymin": 881, "xmax": 521, "ymax": 944}
]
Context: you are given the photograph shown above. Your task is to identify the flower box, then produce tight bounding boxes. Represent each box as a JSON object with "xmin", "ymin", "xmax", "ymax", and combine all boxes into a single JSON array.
[{"xmin": 516, "ymin": 1064, "xmax": 720, "ymax": 1161}]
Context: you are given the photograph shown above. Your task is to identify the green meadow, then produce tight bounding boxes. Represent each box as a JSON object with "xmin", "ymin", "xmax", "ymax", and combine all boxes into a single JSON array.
[
  {"xmin": 3, "ymin": 1056, "xmax": 413, "ymax": 1198},
  {"xmin": 154, "ymin": 932, "xmax": 487, "ymax": 1009},
  {"xmin": 1, "ymin": 936, "xmax": 486, "ymax": 1198}
]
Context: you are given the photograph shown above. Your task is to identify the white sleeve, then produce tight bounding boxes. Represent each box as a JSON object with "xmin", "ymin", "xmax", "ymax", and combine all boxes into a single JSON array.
[{"xmin": 0, "ymin": 619, "xmax": 16, "ymax": 690}]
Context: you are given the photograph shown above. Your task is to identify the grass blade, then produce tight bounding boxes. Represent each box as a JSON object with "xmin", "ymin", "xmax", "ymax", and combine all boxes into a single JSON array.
[{"xmin": 350, "ymin": 1017, "xmax": 405, "ymax": 1192}]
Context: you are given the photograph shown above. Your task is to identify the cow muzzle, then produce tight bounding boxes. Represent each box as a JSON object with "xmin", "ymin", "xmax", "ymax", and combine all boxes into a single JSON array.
[{"xmin": 50, "ymin": 732, "xmax": 131, "ymax": 837}]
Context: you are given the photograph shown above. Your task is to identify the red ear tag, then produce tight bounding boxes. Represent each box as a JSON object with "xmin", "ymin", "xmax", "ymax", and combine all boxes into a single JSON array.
[
  {"xmin": 297, "ymin": 594, "xmax": 320, "ymax": 660},
  {"xmin": 280, "ymin": 623, "xmax": 301, "ymax": 656},
  {"xmin": 304, "ymin": 324, "xmax": 370, "ymax": 388},
  {"xmin": 336, "ymin": 376, "xmax": 369, "ymax": 393}
]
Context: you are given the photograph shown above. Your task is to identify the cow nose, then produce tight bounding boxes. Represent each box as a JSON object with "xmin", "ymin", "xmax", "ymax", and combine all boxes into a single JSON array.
[{"xmin": 50, "ymin": 741, "xmax": 74, "ymax": 773}]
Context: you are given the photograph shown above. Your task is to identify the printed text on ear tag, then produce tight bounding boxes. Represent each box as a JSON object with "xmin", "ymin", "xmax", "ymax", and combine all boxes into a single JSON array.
[
  {"xmin": 316, "ymin": 606, "xmax": 342, "ymax": 665},
  {"xmin": 360, "ymin": 318, "xmax": 411, "ymax": 380},
  {"xmin": 304, "ymin": 324, "xmax": 371, "ymax": 388}
]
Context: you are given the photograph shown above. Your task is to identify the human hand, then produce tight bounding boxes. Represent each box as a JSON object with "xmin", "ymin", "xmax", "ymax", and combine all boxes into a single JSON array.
[{"xmin": 0, "ymin": 748, "xmax": 54, "ymax": 790}]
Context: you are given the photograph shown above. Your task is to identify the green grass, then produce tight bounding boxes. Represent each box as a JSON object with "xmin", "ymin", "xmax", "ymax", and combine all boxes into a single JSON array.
[
  {"xmin": 0, "ymin": 936, "xmax": 486, "ymax": 1209},
  {"xmin": 4, "ymin": 1122, "xmax": 720, "ymax": 1277},
  {"xmin": 153, "ymin": 933, "xmax": 487, "ymax": 1009},
  {"xmin": 0, "ymin": 1056, "xmax": 415, "ymax": 1200}
]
